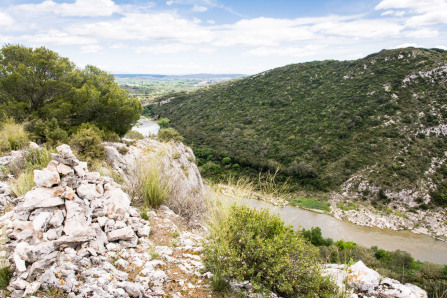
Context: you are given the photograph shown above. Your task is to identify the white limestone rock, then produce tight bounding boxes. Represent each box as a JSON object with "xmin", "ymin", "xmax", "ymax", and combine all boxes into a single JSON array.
[
  {"xmin": 107, "ymin": 227, "xmax": 135, "ymax": 241},
  {"xmin": 63, "ymin": 199, "xmax": 92, "ymax": 237},
  {"xmin": 76, "ymin": 183, "xmax": 101, "ymax": 201},
  {"xmin": 22, "ymin": 187, "xmax": 65, "ymax": 210},
  {"xmin": 347, "ymin": 261, "xmax": 380, "ymax": 295},
  {"xmin": 104, "ymin": 188, "xmax": 130, "ymax": 220},
  {"xmin": 33, "ymin": 168, "xmax": 60, "ymax": 188}
]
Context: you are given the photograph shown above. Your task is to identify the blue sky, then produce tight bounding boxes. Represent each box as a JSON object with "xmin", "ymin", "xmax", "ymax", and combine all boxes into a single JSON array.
[{"xmin": 0, "ymin": 0, "xmax": 446, "ymax": 74}]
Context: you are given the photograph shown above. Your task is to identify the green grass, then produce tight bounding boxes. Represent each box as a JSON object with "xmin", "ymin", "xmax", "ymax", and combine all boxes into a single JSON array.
[
  {"xmin": 139, "ymin": 157, "xmax": 170, "ymax": 209},
  {"xmin": 290, "ymin": 196, "xmax": 331, "ymax": 212}
]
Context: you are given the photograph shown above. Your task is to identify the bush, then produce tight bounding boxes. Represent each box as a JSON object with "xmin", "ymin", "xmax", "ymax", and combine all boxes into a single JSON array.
[
  {"xmin": 26, "ymin": 118, "xmax": 68, "ymax": 146},
  {"xmin": 203, "ymin": 205, "xmax": 335, "ymax": 297},
  {"xmin": 158, "ymin": 128, "xmax": 184, "ymax": 143},
  {"xmin": 0, "ymin": 118, "xmax": 28, "ymax": 154},
  {"xmin": 9, "ymin": 171, "xmax": 35, "ymax": 197},
  {"xmin": 222, "ymin": 157, "xmax": 231, "ymax": 165},
  {"xmin": 125, "ymin": 130, "xmax": 144, "ymax": 140},
  {"xmin": 158, "ymin": 117, "xmax": 170, "ymax": 129},
  {"xmin": 69, "ymin": 124, "xmax": 105, "ymax": 162}
]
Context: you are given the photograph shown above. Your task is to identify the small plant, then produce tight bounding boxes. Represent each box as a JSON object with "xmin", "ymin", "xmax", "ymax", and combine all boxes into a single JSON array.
[
  {"xmin": 117, "ymin": 146, "xmax": 129, "ymax": 155},
  {"xmin": 158, "ymin": 117, "xmax": 171, "ymax": 129},
  {"xmin": 125, "ymin": 130, "xmax": 144, "ymax": 140},
  {"xmin": 138, "ymin": 157, "xmax": 170, "ymax": 208},
  {"xmin": 9, "ymin": 171, "xmax": 35, "ymax": 197},
  {"xmin": 172, "ymin": 152, "xmax": 180, "ymax": 159},
  {"xmin": 172, "ymin": 230, "xmax": 180, "ymax": 238},
  {"xmin": 158, "ymin": 128, "xmax": 184, "ymax": 143},
  {"xmin": 0, "ymin": 118, "xmax": 28, "ymax": 154},
  {"xmin": 170, "ymin": 239, "xmax": 178, "ymax": 248},
  {"xmin": 0, "ymin": 228, "xmax": 11, "ymax": 290},
  {"xmin": 140, "ymin": 207, "xmax": 149, "ymax": 220}
]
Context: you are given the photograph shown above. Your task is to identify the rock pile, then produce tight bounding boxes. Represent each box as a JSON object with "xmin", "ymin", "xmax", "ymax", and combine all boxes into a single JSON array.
[
  {"xmin": 0, "ymin": 144, "xmax": 194, "ymax": 297},
  {"xmin": 322, "ymin": 261, "xmax": 428, "ymax": 298}
]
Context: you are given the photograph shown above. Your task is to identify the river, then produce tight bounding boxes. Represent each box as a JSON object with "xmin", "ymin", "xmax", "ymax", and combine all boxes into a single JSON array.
[
  {"xmin": 131, "ymin": 117, "xmax": 159, "ymax": 137},
  {"xmin": 220, "ymin": 196, "xmax": 447, "ymax": 264}
]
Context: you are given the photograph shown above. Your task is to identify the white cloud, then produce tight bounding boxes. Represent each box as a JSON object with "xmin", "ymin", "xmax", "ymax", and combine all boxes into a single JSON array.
[
  {"xmin": 312, "ymin": 19, "xmax": 404, "ymax": 38},
  {"xmin": 166, "ymin": 1, "xmax": 174, "ymax": 5},
  {"xmin": 245, "ymin": 45, "xmax": 326, "ymax": 58},
  {"xmin": 81, "ymin": 44, "xmax": 102, "ymax": 53},
  {"xmin": 68, "ymin": 12, "xmax": 214, "ymax": 44},
  {"xmin": 20, "ymin": 30, "xmax": 97, "ymax": 46},
  {"xmin": 0, "ymin": 12, "xmax": 15, "ymax": 28},
  {"xmin": 193, "ymin": 17, "xmax": 201, "ymax": 24},
  {"xmin": 13, "ymin": 0, "xmax": 120, "ymax": 17},
  {"xmin": 207, "ymin": 19, "xmax": 215, "ymax": 24},
  {"xmin": 381, "ymin": 10, "xmax": 394, "ymax": 16},
  {"xmin": 435, "ymin": 45, "xmax": 447, "ymax": 50},
  {"xmin": 375, "ymin": 0, "xmax": 447, "ymax": 26},
  {"xmin": 134, "ymin": 43, "xmax": 194, "ymax": 54},
  {"xmin": 406, "ymin": 28, "xmax": 438, "ymax": 38},
  {"xmin": 111, "ymin": 43, "xmax": 129, "ymax": 49},
  {"xmin": 193, "ymin": 5, "xmax": 208, "ymax": 12}
]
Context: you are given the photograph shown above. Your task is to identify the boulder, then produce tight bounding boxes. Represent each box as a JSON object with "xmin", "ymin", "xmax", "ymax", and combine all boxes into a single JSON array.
[
  {"xmin": 63, "ymin": 199, "xmax": 92, "ymax": 237},
  {"xmin": 104, "ymin": 188, "xmax": 130, "ymax": 220},
  {"xmin": 33, "ymin": 168, "xmax": 60, "ymax": 188},
  {"xmin": 107, "ymin": 227, "xmax": 135, "ymax": 241},
  {"xmin": 57, "ymin": 163, "xmax": 74, "ymax": 176},
  {"xmin": 347, "ymin": 261, "xmax": 380, "ymax": 294},
  {"xmin": 22, "ymin": 188, "xmax": 65, "ymax": 210},
  {"xmin": 76, "ymin": 183, "xmax": 101, "ymax": 201}
]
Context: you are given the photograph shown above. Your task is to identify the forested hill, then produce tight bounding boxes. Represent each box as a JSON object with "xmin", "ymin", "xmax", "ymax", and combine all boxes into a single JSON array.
[{"xmin": 153, "ymin": 47, "xmax": 447, "ymax": 207}]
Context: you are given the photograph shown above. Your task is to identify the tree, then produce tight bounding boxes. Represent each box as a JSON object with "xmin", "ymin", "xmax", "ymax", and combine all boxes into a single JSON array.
[
  {"xmin": 158, "ymin": 117, "xmax": 170, "ymax": 129},
  {"xmin": 0, "ymin": 44, "xmax": 141, "ymax": 137}
]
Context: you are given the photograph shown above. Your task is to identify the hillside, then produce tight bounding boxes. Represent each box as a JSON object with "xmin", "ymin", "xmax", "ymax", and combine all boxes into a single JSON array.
[{"xmin": 153, "ymin": 47, "xmax": 447, "ymax": 209}]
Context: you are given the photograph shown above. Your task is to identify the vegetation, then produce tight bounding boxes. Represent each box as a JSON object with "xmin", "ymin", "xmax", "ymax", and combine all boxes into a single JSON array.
[
  {"xmin": 0, "ymin": 44, "xmax": 141, "ymax": 138},
  {"xmin": 153, "ymin": 47, "xmax": 447, "ymax": 207},
  {"xmin": 0, "ymin": 118, "xmax": 28, "ymax": 154},
  {"xmin": 301, "ymin": 227, "xmax": 447, "ymax": 296},
  {"xmin": 290, "ymin": 196, "xmax": 331, "ymax": 212},
  {"xmin": 158, "ymin": 128, "xmax": 184, "ymax": 143},
  {"xmin": 203, "ymin": 205, "xmax": 336, "ymax": 297},
  {"xmin": 69, "ymin": 124, "xmax": 106, "ymax": 163}
]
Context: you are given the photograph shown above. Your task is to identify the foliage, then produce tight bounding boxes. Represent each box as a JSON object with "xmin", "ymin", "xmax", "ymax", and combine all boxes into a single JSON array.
[
  {"xmin": 26, "ymin": 118, "xmax": 68, "ymax": 146},
  {"xmin": 137, "ymin": 157, "xmax": 170, "ymax": 209},
  {"xmin": 158, "ymin": 128, "xmax": 184, "ymax": 143},
  {"xmin": 203, "ymin": 205, "xmax": 336, "ymax": 297},
  {"xmin": 0, "ymin": 118, "xmax": 28, "ymax": 154},
  {"xmin": 9, "ymin": 171, "xmax": 35, "ymax": 197},
  {"xmin": 291, "ymin": 196, "xmax": 331, "ymax": 212},
  {"xmin": 301, "ymin": 227, "xmax": 333, "ymax": 246},
  {"xmin": 153, "ymin": 47, "xmax": 447, "ymax": 205},
  {"xmin": 125, "ymin": 130, "xmax": 144, "ymax": 140},
  {"xmin": 0, "ymin": 44, "xmax": 141, "ymax": 137},
  {"xmin": 69, "ymin": 124, "xmax": 105, "ymax": 162},
  {"xmin": 158, "ymin": 117, "xmax": 170, "ymax": 129}
]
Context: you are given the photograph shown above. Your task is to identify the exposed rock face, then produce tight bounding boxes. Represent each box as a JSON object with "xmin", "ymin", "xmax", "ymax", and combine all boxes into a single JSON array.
[
  {"xmin": 0, "ymin": 144, "xmax": 213, "ymax": 297},
  {"xmin": 322, "ymin": 261, "xmax": 428, "ymax": 298},
  {"xmin": 104, "ymin": 139, "xmax": 205, "ymax": 221}
]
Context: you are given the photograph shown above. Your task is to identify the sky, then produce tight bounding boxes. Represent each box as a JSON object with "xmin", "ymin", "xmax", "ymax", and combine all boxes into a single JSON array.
[{"xmin": 0, "ymin": 0, "xmax": 446, "ymax": 74}]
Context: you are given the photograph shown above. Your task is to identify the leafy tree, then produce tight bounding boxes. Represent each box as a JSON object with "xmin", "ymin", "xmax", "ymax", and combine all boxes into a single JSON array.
[
  {"xmin": 0, "ymin": 45, "xmax": 141, "ymax": 137},
  {"xmin": 158, "ymin": 128, "xmax": 184, "ymax": 143}
]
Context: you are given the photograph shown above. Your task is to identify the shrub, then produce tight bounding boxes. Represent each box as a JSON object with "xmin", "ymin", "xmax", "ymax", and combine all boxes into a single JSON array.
[
  {"xmin": 158, "ymin": 128, "xmax": 184, "ymax": 143},
  {"xmin": 222, "ymin": 157, "xmax": 231, "ymax": 165},
  {"xmin": 125, "ymin": 130, "xmax": 144, "ymax": 140},
  {"xmin": 0, "ymin": 118, "xmax": 28, "ymax": 154},
  {"xmin": 69, "ymin": 124, "xmax": 105, "ymax": 162},
  {"xmin": 158, "ymin": 117, "xmax": 170, "ymax": 129},
  {"xmin": 301, "ymin": 227, "xmax": 333, "ymax": 246},
  {"xmin": 9, "ymin": 171, "xmax": 35, "ymax": 197},
  {"xmin": 117, "ymin": 146, "xmax": 129, "ymax": 155},
  {"xmin": 26, "ymin": 118, "xmax": 68, "ymax": 146},
  {"xmin": 0, "ymin": 228, "xmax": 11, "ymax": 290},
  {"xmin": 203, "ymin": 205, "xmax": 336, "ymax": 297}
]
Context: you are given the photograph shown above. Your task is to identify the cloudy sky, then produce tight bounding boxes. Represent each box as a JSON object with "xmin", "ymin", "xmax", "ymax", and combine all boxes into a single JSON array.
[{"xmin": 0, "ymin": 0, "xmax": 446, "ymax": 74}]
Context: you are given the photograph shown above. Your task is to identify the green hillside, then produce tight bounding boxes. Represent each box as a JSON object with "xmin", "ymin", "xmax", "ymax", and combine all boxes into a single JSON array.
[{"xmin": 153, "ymin": 47, "xmax": 447, "ymax": 207}]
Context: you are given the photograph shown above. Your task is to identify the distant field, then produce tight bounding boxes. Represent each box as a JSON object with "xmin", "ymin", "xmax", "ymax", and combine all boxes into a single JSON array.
[{"xmin": 114, "ymin": 74, "xmax": 246, "ymax": 104}]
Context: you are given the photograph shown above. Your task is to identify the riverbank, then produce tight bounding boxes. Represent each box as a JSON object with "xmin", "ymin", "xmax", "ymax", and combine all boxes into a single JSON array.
[
  {"xmin": 331, "ymin": 193, "xmax": 447, "ymax": 242},
  {"xmin": 212, "ymin": 184, "xmax": 447, "ymax": 264}
]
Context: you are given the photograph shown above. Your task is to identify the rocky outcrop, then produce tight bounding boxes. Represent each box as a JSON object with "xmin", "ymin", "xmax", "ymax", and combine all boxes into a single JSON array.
[
  {"xmin": 104, "ymin": 139, "xmax": 205, "ymax": 222},
  {"xmin": 322, "ymin": 261, "xmax": 428, "ymax": 298},
  {"xmin": 0, "ymin": 144, "xmax": 212, "ymax": 297}
]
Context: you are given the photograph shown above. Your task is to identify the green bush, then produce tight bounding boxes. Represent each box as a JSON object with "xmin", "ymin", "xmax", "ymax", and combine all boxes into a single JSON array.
[
  {"xmin": 125, "ymin": 130, "xmax": 144, "ymax": 140},
  {"xmin": 222, "ymin": 157, "xmax": 231, "ymax": 165},
  {"xmin": 138, "ymin": 158, "xmax": 170, "ymax": 208},
  {"xmin": 26, "ymin": 118, "xmax": 68, "ymax": 146},
  {"xmin": 0, "ymin": 118, "xmax": 28, "ymax": 154},
  {"xmin": 203, "ymin": 205, "xmax": 335, "ymax": 297},
  {"xmin": 158, "ymin": 128, "xmax": 184, "ymax": 143},
  {"xmin": 301, "ymin": 227, "xmax": 333, "ymax": 246},
  {"xmin": 158, "ymin": 117, "xmax": 170, "ymax": 129},
  {"xmin": 69, "ymin": 124, "xmax": 105, "ymax": 162}
]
